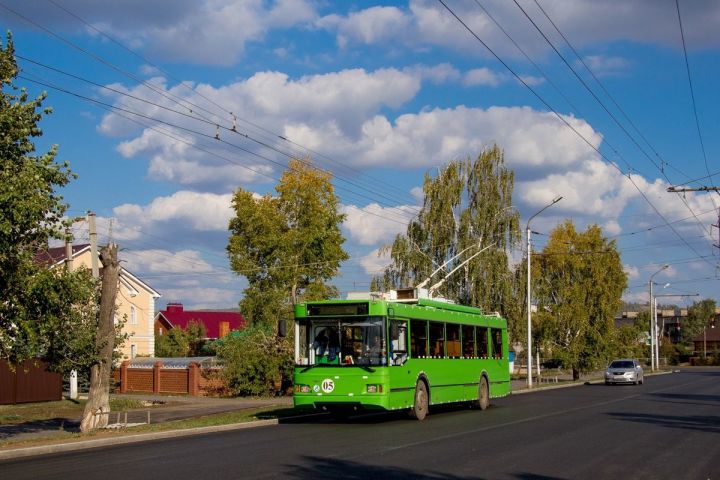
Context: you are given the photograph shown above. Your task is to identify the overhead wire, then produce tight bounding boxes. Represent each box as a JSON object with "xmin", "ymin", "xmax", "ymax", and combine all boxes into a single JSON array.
[
  {"xmin": 37, "ymin": 0, "xmax": 421, "ymax": 210},
  {"xmin": 513, "ymin": 0, "xmax": 714, "ymax": 241},
  {"xmin": 436, "ymin": 0, "xmax": 716, "ymax": 270}
]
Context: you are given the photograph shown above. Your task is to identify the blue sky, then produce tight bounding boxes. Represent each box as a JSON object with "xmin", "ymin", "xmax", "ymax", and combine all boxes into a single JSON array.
[{"xmin": 3, "ymin": 0, "xmax": 720, "ymax": 310}]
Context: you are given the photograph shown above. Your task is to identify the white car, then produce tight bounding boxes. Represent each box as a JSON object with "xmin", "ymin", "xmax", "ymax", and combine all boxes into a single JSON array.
[{"xmin": 604, "ymin": 359, "xmax": 644, "ymax": 385}]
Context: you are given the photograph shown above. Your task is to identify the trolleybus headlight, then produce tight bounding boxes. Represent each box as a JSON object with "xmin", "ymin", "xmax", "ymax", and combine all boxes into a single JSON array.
[
  {"xmin": 366, "ymin": 384, "xmax": 383, "ymax": 393},
  {"xmin": 295, "ymin": 384, "xmax": 311, "ymax": 393}
]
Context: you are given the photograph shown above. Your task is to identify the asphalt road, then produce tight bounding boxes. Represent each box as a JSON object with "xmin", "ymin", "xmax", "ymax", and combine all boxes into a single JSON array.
[{"xmin": 2, "ymin": 367, "xmax": 718, "ymax": 479}]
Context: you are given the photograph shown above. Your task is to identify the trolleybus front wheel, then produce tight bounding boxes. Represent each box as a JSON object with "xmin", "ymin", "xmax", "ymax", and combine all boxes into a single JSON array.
[{"xmin": 410, "ymin": 380, "xmax": 428, "ymax": 421}]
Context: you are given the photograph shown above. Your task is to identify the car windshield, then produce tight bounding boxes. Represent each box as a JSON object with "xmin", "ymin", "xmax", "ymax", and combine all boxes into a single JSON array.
[
  {"xmin": 609, "ymin": 360, "xmax": 635, "ymax": 369},
  {"xmin": 296, "ymin": 316, "xmax": 386, "ymax": 367}
]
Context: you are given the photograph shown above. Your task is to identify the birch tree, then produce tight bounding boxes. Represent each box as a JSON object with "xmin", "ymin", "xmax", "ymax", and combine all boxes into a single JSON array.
[{"xmin": 382, "ymin": 145, "xmax": 520, "ymax": 320}]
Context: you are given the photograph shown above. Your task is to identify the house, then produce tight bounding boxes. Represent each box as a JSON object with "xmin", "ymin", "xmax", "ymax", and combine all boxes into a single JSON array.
[
  {"xmin": 38, "ymin": 244, "xmax": 162, "ymax": 360},
  {"xmin": 692, "ymin": 324, "xmax": 720, "ymax": 354},
  {"xmin": 155, "ymin": 302, "xmax": 245, "ymax": 340}
]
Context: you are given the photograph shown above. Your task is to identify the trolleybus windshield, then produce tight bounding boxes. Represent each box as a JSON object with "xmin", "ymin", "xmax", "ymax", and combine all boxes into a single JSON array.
[{"xmin": 296, "ymin": 316, "xmax": 386, "ymax": 367}]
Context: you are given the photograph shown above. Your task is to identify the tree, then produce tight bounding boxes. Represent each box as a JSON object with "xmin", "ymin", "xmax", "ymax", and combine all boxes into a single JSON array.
[
  {"xmin": 686, "ymin": 299, "xmax": 717, "ymax": 349},
  {"xmin": 216, "ymin": 324, "xmax": 293, "ymax": 396},
  {"xmin": 81, "ymin": 244, "xmax": 120, "ymax": 432},
  {"xmin": 227, "ymin": 158, "xmax": 348, "ymax": 325},
  {"xmin": 0, "ymin": 33, "xmax": 97, "ymax": 368},
  {"xmin": 154, "ymin": 320, "xmax": 208, "ymax": 357},
  {"xmin": 381, "ymin": 145, "xmax": 520, "ymax": 329},
  {"xmin": 533, "ymin": 221, "xmax": 627, "ymax": 380}
]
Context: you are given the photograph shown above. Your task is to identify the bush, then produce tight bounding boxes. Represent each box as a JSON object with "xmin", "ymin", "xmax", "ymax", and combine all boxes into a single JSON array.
[{"xmin": 216, "ymin": 324, "xmax": 293, "ymax": 397}]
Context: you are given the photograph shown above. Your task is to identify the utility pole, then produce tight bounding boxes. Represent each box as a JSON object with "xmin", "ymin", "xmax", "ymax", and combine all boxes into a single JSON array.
[
  {"xmin": 667, "ymin": 185, "xmax": 720, "ymax": 249},
  {"xmin": 87, "ymin": 211, "xmax": 99, "ymax": 279}
]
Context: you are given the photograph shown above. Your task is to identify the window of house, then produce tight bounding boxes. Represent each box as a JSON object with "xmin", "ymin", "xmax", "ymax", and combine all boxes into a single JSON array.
[
  {"xmin": 477, "ymin": 326, "xmax": 489, "ymax": 358},
  {"xmin": 410, "ymin": 320, "xmax": 427, "ymax": 358},
  {"xmin": 462, "ymin": 325, "xmax": 475, "ymax": 358},
  {"xmin": 130, "ymin": 306, "xmax": 137, "ymax": 325},
  {"xmin": 130, "ymin": 344, "xmax": 137, "ymax": 359}
]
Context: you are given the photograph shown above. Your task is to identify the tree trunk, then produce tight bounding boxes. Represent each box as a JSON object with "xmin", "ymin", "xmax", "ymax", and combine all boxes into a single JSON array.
[
  {"xmin": 80, "ymin": 243, "xmax": 119, "ymax": 432},
  {"xmin": 572, "ymin": 367, "xmax": 580, "ymax": 381}
]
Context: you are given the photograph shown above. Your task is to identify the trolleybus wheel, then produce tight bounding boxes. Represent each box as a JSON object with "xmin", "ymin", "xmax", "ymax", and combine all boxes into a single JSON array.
[
  {"xmin": 477, "ymin": 376, "xmax": 490, "ymax": 410},
  {"xmin": 410, "ymin": 380, "xmax": 428, "ymax": 421}
]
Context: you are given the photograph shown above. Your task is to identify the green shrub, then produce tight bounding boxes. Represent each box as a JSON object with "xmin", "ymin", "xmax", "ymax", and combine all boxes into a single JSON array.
[{"xmin": 216, "ymin": 324, "xmax": 293, "ymax": 397}]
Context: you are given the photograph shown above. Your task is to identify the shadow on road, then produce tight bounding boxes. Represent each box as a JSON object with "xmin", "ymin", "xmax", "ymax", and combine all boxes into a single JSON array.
[
  {"xmin": 607, "ymin": 411, "xmax": 720, "ymax": 434},
  {"xmin": 282, "ymin": 456, "xmax": 569, "ymax": 480},
  {"xmin": 280, "ymin": 402, "xmax": 481, "ymax": 425},
  {"xmin": 649, "ymin": 392, "xmax": 720, "ymax": 406}
]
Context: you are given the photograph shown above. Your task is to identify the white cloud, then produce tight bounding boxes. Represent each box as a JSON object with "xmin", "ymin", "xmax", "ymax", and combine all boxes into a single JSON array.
[
  {"xmin": 316, "ymin": 0, "xmax": 720, "ymax": 57},
  {"xmin": 405, "ymin": 63, "xmax": 461, "ymax": 84},
  {"xmin": 112, "ymin": 191, "xmax": 234, "ymax": 236},
  {"xmin": 116, "ymin": 128, "xmax": 273, "ymax": 187},
  {"xmin": 359, "ymin": 248, "xmax": 392, "ymax": 276},
  {"xmin": 624, "ymin": 264, "xmax": 639, "ymax": 280},
  {"xmin": 342, "ymin": 203, "xmax": 416, "ymax": 246},
  {"xmin": 580, "ymin": 55, "xmax": 630, "ymax": 76},
  {"xmin": 463, "ymin": 68, "xmax": 504, "ymax": 87},
  {"xmin": 121, "ymin": 249, "xmax": 215, "ymax": 274}
]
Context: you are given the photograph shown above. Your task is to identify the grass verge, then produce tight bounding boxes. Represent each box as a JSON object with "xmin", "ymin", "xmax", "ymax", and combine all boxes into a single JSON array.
[{"xmin": 0, "ymin": 405, "xmax": 298, "ymax": 449}]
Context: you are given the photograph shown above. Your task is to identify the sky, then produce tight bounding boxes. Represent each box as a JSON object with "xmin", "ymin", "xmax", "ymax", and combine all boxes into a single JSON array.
[{"xmin": 2, "ymin": 0, "xmax": 720, "ymax": 310}]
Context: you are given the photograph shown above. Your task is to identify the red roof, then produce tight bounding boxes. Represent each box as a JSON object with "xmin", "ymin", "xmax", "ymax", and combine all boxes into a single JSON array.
[
  {"xmin": 157, "ymin": 303, "xmax": 245, "ymax": 339},
  {"xmin": 35, "ymin": 244, "xmax": 91, "ymax": 266}
]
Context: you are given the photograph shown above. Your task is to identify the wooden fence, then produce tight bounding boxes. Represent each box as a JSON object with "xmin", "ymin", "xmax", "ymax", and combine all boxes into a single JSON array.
[
  {"xmin": 112, "ymin": 360, "xmax": 224, "ymax": 396},
  {"xmin": 0, "ymin": 359, "xmax": 62, "ymax": 405}
]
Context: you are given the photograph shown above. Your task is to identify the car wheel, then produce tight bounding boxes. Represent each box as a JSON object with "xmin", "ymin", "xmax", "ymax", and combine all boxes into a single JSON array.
[
  {"xmin": 605, "ymin": 381, "xmax": 610, "ymax": 385},
  {"xmin": 410, "ymin": 380, "xmax": 428, "ymax": 421}
]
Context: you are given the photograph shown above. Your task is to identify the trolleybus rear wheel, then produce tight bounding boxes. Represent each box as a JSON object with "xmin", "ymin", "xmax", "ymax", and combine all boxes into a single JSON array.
[
  {"xmin": 477, "ymin": 376, "xmax": 489, "ymax": 410},
  {"xmin": 410, "ymin": 380, "xmax": 428, "ymax": 421}
]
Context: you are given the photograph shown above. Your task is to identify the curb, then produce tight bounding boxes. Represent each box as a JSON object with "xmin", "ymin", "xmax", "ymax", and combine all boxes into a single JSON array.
[
  {"xmin": 0, "ymin": 418, "xmax": 278, "ymax": 461},
  {"xmin": 510, "ymin": 369, "xmax": 674, "ymax": 395}
]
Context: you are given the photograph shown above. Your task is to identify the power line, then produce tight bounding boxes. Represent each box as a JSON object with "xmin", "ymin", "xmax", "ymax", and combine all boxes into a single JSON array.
[
  {"xmin": 436, "ymin": 0, "xmax": 716, "ymax": 270},
  {"xmin": 23, "ymin": 0, "xmax": 422, "ymax": 210},
  {"xmin": 675, "ymin": 0, "xmax": 716, "ymax": 192},
  {"xmin": 513, "ymin": 0, "xmax": 713, "ymax": 241}
]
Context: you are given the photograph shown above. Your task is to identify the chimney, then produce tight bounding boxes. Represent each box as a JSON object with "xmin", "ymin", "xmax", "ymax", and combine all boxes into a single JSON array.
[{"xmin": 167, "ymin": 302, "xmax": 184, "ymax": 313}]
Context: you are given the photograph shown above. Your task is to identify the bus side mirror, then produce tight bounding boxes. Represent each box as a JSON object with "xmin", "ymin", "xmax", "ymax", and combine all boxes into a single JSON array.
[{"xmin": 278, "ymin": 319, "xmax": 286, "ymax": 338}]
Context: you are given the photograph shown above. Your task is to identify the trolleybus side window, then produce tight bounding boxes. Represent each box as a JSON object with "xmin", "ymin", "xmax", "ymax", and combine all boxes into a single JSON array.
[
  {"xmin": 491, "ymin": 328, "xmax": 503, "ymax": 359},
  {"xmin": 410, "ymin": 320, "xmax": 428, "ymax": 358},
  {"xmin": 429, "ymin": 321, "xmax": 445, "ymax": 358},
  {"xmin": 477, "ymin": 326, "xmax": 489, "ymax": 358},
  {"xmin": 390, "ymin": 320, "xmax": 408, "ymax": 365},
  {"xmin": 446, "ymin": 323, "xmax": 461, "ymax": 358},
  {"xmin": 461, "ymin": 325, "xmax": 475, "ymax": 358}
]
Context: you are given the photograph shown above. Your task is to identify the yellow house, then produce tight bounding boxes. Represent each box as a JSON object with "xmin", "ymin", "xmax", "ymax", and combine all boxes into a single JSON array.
[{"xmin": 41, "ymin": 244, "xmax": 162, "ymax": 360}]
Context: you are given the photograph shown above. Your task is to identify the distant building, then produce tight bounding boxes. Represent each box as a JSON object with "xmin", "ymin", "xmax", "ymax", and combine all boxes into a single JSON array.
[
  {"xmin": 38, "ymin": 244, "xmax": 161, "ymax": 359},
  {"xmin": 154, "ymin": 302, "xmax": 245, "ymax": 340},
  {"xmin": 616, "ymin": 307, "xmax": 720, "ymax": 346}
]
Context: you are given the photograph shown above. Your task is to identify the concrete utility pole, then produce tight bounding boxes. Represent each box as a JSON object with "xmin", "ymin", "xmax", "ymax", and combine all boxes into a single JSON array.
[
  {"xmin": 87, "ymin": 211, "xmax": 99, "ymax": 279},
  {"xmin": 667, "ymin": 185, "xmax": 720, "ymax": 249},
  {"xmin": 648, "ymin": 265, "xmax": 668, "ymax": 371},
  {"xmin": 526, "ymin": 196, "xmax": 562, "ymax": 388}
]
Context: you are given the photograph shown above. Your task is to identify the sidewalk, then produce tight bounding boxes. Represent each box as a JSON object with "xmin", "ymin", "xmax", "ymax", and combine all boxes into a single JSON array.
[{"xmin": 0, "ymin": 393, "xmax": 292, "ymax": 444}]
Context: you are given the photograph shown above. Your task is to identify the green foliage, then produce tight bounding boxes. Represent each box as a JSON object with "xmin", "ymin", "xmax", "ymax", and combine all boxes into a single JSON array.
[
  {"xmin": 685, "ymin": 298, "xmax": 716, "ymax": 346},
  {"xmin": 154, "ymin": 320, "xmax": 209, "ymax": 357},
  {"xmin": 227, "ymin": 158, "xmax": 348, "ymax": 326},
  {"xmin": 216, "ymin": 324, "xmax": 293, "ymax": 397},
  {"xmin": 0, "ymin": 34, "xmax": 98, "ymax": 368},
  {"xmin": 533, "ymin": 221, "xmax": 627, "ymax": 378},
  {"xmin": 382, "ymin": 145, "xmax": 520, "ymax": 330}
]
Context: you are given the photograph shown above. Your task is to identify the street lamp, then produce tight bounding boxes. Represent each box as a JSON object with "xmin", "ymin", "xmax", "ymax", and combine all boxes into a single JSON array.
[
  {"xmin": 648, "ymin": 264, "xmax": 669, "ymax": 371},
  {"xmin": 526, "ymin": 195, "xmax": 562, "ymax": 388}
]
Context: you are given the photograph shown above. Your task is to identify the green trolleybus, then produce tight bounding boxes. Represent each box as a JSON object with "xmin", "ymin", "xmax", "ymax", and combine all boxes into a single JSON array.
[{"xmin": 292, "ymin": 290, "xmax": 510, "ymax": 420}]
